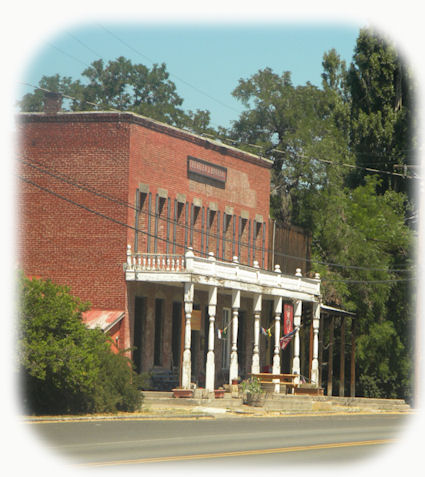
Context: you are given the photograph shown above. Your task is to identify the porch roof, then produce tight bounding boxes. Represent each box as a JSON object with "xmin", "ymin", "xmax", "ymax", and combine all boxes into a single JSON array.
[{"xmin": 83, "ymin": 309, "xmax": 125, "ymax": 332}]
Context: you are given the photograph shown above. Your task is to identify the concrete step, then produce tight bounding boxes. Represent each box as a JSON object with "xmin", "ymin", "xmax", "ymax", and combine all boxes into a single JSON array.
[{"xmin": 141, "ymin": 390, "xmax": 410, "ymax": 413}]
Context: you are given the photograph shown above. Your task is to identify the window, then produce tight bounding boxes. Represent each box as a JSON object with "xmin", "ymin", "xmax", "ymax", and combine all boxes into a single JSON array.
[{"xmin": 221, "ymin": 308, "xmax": 231, "ymax": 369}]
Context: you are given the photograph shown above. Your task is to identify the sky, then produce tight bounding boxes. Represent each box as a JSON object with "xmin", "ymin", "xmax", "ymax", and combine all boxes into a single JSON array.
[{"xmin": 19, "ymin": 23, "xmax": 360, "ymax": 129}]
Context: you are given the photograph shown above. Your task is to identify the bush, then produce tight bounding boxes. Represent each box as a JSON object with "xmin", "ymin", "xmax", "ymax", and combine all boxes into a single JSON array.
[{"xmin": 18, "ymin": 274, "xmax": 142, "ymax": 414}]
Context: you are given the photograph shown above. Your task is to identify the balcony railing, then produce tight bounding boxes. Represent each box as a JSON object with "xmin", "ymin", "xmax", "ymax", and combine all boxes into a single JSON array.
[
  {"xmin": 125, "ymin": 245, "xmax": 320, "ymax": 298},
  {"xmin": 126, "ymin": 252, "xmax": 186, "ymax": 272}
]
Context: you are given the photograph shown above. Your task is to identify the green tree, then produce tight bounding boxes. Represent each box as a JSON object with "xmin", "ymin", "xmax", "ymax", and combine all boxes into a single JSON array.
[
  {"xmin": 229, "ymin": 68, "xmax": 353, "ymax": 227},
  {"xmin": 18, "ymin": 274, "xmax": 141, "ymax": 414},
  {"xmin": 347, "ymin": 28, "xmax": 415, "ymax": 195},
  {"xmin": 227, "ymin": 35, "xmax": 414, "ymax": 400},
  {"xmin": 18, "ymin": 56, "xmax": 214, "ymax": 135}
]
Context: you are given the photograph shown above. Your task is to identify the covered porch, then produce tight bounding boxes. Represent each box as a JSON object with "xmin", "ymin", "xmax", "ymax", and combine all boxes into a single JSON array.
[{"xmin": 124, "ymin": 246, "xmax": 321, "ymax": 393}]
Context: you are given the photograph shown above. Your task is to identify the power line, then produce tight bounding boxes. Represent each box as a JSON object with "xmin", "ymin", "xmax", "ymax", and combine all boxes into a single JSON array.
[
  {"xmin": 270, "ymin": 148, "xmax": 417, "ymax": 180},
  {"xmin": 96, "ymin": 24, "xmax": 242, "ymax": 115},
  {"xmin": 19, "ymin": 157, "xmax": 414, "ymax": 274},
  {"xmin": 19, "ymin": 81, "xmax": 121, "ymax": 112},
  {"xmin": 66, "ymin": 32, "xmax": 103, "ymax": 59},
  {"xmin": 322, "ymin": 277, "xmax": 414, "ymax": 284},
  {"xmin": 19, "ymin": 80, "xmax": 418, "ymax": 182},
  {"xmin": 18, "ymin": 174, "xmax": 414, "ymax": 286},
  {"xmin": 47, "ymin": 42, "xmax": 92, "ymax": 69}
]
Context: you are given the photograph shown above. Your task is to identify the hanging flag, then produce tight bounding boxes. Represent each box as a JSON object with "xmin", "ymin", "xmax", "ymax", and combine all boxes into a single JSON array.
[
  {"xmin": 217, "ymin": 329, "xmax": 223, "ymax": 339},
  {"xmin": 283, "ymin": 303, "xmax": 294, "ymax": 336},
  {"xmin": 217, "ymin": 327, "xmax": 228, "ymax": 339},
  {"xmin": 279, "ymin": 327, "xmax": 298, "ymax": 350},
  {"xmin": 261, "ymin": 327, "xmax": 269, "ymax": 337}
]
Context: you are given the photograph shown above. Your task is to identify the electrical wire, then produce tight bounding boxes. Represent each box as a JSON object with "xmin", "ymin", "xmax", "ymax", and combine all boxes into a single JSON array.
[
  {"xmin": 19, "ymin": 80, "xmax": 418, "ymax": 181},
  {"xmin": 97, "ymin": 24, "xmax": 242, "ymax": 116},
  {"xmin": 18, "ymin": 157, "xmax": 414, "ymax": 275},
  {"xmin": 17, "ymin": 175, "xmax": 414, "ymax": 285}
]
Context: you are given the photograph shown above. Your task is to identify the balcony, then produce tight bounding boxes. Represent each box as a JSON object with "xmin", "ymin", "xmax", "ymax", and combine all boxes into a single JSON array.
[{"xmin": 124, "ymin": 245, "xmax": 320, "ymax": 302}]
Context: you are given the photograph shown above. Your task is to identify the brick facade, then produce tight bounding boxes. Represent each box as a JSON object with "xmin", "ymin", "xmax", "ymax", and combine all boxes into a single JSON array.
[{"xmin": 18, "ymin": 112, "xmax": 272, "ymax": 368}]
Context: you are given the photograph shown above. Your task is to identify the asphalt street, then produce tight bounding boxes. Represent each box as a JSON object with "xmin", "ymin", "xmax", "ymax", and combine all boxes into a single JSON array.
[{"xmin": 27, "ymin": 413, "xmax": 408, "ymax": 468}]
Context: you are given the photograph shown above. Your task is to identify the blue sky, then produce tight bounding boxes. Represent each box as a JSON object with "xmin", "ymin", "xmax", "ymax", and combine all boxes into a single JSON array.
[{"xmin": 20, "ymin": 23, "xmax": 360, "ymax": 129}]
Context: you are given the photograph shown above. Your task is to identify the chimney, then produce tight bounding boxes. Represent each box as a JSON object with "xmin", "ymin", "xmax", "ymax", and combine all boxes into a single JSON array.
[{"xmin": 43, "ymin": 91, "xmax": 63, "ymax": 115}]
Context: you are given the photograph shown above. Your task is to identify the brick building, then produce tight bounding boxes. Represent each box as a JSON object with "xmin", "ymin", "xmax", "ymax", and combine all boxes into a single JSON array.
[{"xmin": 18, "ymin": 105, "xmax": 321, "ymax": 391}]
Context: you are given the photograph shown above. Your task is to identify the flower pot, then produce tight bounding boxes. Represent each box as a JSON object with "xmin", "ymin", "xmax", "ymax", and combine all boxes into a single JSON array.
[
  {"xmin": 231, "ymin": 379, "xmax": 239, "ymax": 385},
  {"xmin": 243, "ymin": 392, "xmax": 265, "ymax": 407},
  {"xmin": 214, "ymin": 389, "xmax": 225, "ymax": 398},
  {"xmin": 172, "ymin": 388, "xmax": 193, "ymax": 398}
]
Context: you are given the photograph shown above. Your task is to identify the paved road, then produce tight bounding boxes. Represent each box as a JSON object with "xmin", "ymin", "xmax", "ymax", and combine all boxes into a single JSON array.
[{"xmin": 28, "ymin": 413, "xmax": 408, "ymax": 468}]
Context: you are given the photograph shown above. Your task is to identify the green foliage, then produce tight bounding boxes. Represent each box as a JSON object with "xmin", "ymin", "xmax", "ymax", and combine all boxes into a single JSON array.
[
  {"xmin": 18, "ymin": 56, "xmax": 215, "ymax": 135},
  {"xmin": 347, "ymin": 29, "xmax": 415, "ymax": 195},
  {"xmin": 241, "ymin": 377, "xmax": 263, "ymax": 397},
  {"xmin": 228, "ymin": 28, "xmax": 415, "ymax": 401},
  {"xmin": 18, "ymin": 274, "xmax": 142, "ymax": 414}
]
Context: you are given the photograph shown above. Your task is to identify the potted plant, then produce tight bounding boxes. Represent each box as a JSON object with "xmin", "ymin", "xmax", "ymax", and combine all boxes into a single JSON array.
[
  {"xmin": 172, "ymin": 388, "xmax": 194, "ymax": 398},
  {"xmin": 241, "ymin": 377, "xmax": 264, "ymax": 407},
  {"xmin": 214, "ymin": 388, "xmax": 225, "ymax": 398}
]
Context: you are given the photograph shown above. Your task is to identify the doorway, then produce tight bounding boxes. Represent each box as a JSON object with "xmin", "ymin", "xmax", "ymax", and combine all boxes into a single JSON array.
[{"xmin": 133, "ymin": 296, "xmax": 146, "ymax": 374}]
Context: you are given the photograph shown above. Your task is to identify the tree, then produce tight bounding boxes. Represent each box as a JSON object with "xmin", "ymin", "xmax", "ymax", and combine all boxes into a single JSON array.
[
  {"xmin": 227, "ymin": 33, "xmax": 415, "ymax": 401},
  {"xmin": 18, "ymin": 57, "xmax": 214, "ymax": 135},
  {"xmin": 18, "ymin": 274, "xmax": 141, "ymax": 414},
  {"xmin": 347, "ymin": 29, "xmax": 416, "ymax": 195},
  {"xmin": 229, "ymin": 68, "xmax": 353, "ymax": 227}
]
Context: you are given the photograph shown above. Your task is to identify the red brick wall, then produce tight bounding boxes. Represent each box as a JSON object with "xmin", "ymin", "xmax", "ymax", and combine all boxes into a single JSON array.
[
  {"xmin": 17, "ymin": 112, "xmax": 272, "ymax": 355},
  {"xmin": 17, "ymin": 117, "xmax": 130, "ymax": 311},
  {"xmin": 128, "ymin": 121, "xmax": 271, "ymax": 266}
]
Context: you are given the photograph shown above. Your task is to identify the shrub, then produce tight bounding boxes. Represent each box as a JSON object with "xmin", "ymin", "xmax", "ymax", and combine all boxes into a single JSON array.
[{"xmin": 18, "ymin": 274, "xmax": 141, "ymax": 414}]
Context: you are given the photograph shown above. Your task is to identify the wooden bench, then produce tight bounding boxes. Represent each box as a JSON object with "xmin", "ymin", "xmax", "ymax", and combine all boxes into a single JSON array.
[{"xmin": 250, "ymin": 373, "xmax": 299, "ymax": 393}]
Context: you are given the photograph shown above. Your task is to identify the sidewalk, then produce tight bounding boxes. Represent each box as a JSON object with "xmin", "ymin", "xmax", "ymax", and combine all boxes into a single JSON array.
[{"xmin": 24, "ymin": 391, "xmax": 412, "ymax": 423}]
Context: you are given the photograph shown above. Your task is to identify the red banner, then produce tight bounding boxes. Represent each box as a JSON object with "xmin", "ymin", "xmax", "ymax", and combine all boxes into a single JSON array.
[{"xmin": 283, "ymin": 303, "xmax": 294, "ymax": 336}]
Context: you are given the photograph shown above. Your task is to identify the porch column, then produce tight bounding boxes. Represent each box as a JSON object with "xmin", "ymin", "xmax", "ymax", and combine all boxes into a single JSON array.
[
  {"xmin": 327, "ymin": 316, "xmax": 335, "ymax": 396},
  {"xmin": 229, "ymin": 289, "xmax": 241, "ymax": 384},
  {"xmin": 350, "ymin": 318, "xmax": 356, "ymax": 397},
  {"xmin": 205, "ymin": 286, "xmax": 217, "ymax": 392},
  {"xmin": 292, "ymin": 299, "xmax": 302, "ymax": 384},
  {"xmin": 339, "ymin": 317, "xmax": 345, "ymax": 397},
  {"xmin": 311, "ymin": 300, "xmax": 321, "ymax": 386},
  {"xmin": 182, "ymin": 282, "xmax": 194, "ymax": 389},
  {"xmin": 251, "ymin": 293, "xmax": 262, "ymax": 374},
  {"xmin": 272, "ymin": 296, "xmax": 283, "ymax": 393}
]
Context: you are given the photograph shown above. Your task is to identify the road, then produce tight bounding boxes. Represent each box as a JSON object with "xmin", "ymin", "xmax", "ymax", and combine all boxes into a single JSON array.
[{"xmin": 27, "ymin": 413, "xmax": 408, "ymax": 468}]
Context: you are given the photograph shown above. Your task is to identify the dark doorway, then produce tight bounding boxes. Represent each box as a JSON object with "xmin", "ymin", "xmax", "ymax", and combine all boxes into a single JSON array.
[
  {"xmin": 134, "ymin": 296, "xmax": 146, "ymax": 374},
  {"xmin": 237, "ymin": 311, "xmax": 247, "ymax": 379},
  {"xmin": 154, "ymin": 299, "xmax": 164, "ymax": 366},
  {"xmin": 171, "ymin": 302, "xmax": 182, "ymax": 371}
]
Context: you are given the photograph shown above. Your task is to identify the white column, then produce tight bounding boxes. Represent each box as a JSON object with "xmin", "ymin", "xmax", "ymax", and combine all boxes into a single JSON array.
[
  {"xmin": 205, "ymin": 286, "xmax": 217, "ymax": 392},
  {"xmin": 292, "ymin": 300, "xmax": 302, "ymax": 384},
  {"xmin": 251, "ymin": 293, "xmax": 262, "ymax": 374},
  {"xmin": 181, "ymin": 282, "xmax": 194, "ymax": 389},
  {"xmin": 311, "ymin": 300, "xmax": 321, "ymax": 386},
  {"xmin": 272, "ymin": 296, "xmax": 283, "ymax": 393},
  {"xmin": 229, "ymin": 289, "xmax": 240, "ymax": 384}
]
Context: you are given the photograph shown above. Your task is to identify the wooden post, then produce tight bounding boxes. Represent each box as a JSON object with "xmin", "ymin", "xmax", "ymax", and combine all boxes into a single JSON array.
[
  {"xmin": 229, "ymin": 289, "xmax": 240, "ymax": 384},
  {"xmin": 327, "ymin": 316, "xmax": 334, "ymax": 396},
  {"xmin": 251, "ymin": 293, "xmax": 262, "ymax": 374},
  {"xmin": 182, "ymin": 281, "xmax": 194, "ymax": 389},
  {"xmin": 272, "ymin": 296, "xmax": 283, "ymax": 393},
  {"xmin": 339, "ymin": 318, "xmax": 345, "ymax": 397},
  {"xmin": 311, "ymin": 302, "xmax": 320, "ymax": 386},
  {"xmin": 205, "ymin": 286, "xmax": 217, "ymax": 392},
  {"xmin": 350, "ymin": 318, "xmax": 356, "ymax": 397},
  {"xmin": 318, "ymin": 311, "xmax": 324, "ymax": 387}
]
